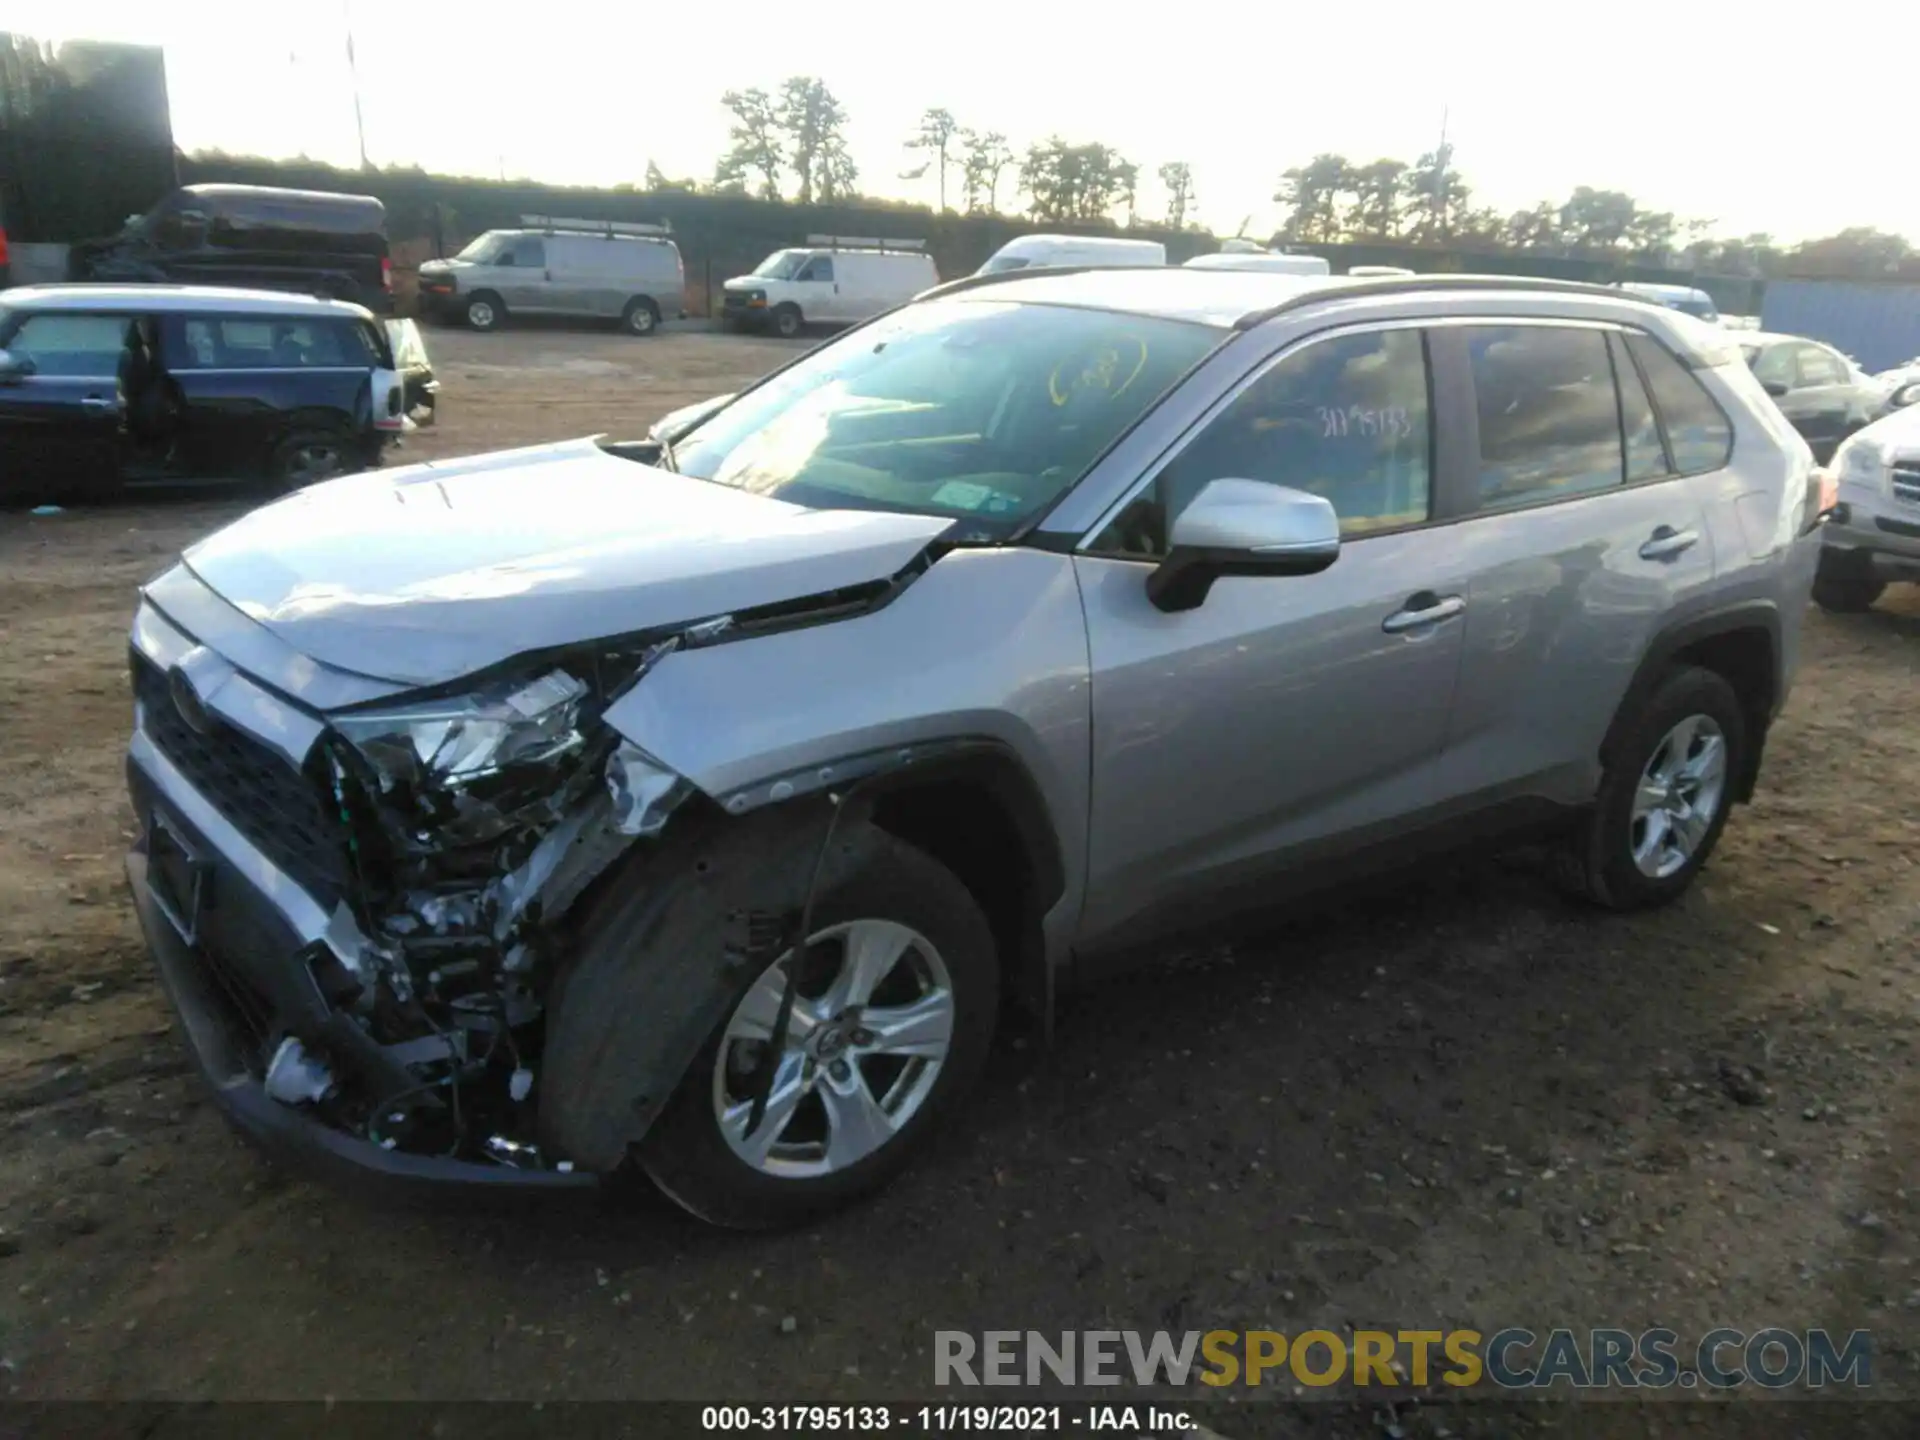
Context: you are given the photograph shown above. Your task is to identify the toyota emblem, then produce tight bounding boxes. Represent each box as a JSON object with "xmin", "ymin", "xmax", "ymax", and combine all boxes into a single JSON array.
[{"xmin": 168, "ymin": 666, "xmax": 213, "ymax": 735}]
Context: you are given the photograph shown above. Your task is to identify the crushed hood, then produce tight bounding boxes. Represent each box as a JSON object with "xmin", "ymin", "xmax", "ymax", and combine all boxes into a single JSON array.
[{"xmin": 181, "ymin": 438, "xmax": 953, "ymax": 689}]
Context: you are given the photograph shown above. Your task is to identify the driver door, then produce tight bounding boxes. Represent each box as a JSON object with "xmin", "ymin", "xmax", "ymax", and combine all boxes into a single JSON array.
[
  {"xmin": 1072, "ymin": 324, "xmax": 1469, "ymax": 951},
  {"xmin": 792, "ymin": 253, "xmax": 842, "ymax": 321},
  {"xmin": 0, "ymin": 312, "xmax": 129, "ymax": 499},
  {"xmin": 496, "ymin": 236, "xmax": 551, "ymax": 312}
]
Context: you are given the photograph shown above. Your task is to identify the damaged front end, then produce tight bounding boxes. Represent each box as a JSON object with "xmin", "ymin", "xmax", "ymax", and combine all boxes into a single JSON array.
[{"xmin": 234, "ymin": 626, "xmax": 723, "ymax": 1176}]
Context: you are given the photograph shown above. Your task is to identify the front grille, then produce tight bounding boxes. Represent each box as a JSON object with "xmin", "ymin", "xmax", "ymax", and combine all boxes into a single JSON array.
[
  {"xmin": 132, "ymin": 654, "xmax": 351, "ymax": 901},
  {"xmin": 1892, "ymin": 464, "xmax": 1920, "ymax": 507}
]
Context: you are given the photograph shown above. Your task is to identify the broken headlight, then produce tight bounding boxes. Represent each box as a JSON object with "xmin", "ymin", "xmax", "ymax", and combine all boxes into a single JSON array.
[{"xmin": 333, "ymin": 669, "xmax": 593, "ymax": 847}]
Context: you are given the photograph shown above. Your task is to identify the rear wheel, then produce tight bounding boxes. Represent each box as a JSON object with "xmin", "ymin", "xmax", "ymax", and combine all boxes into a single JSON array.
[
  {"xmin": 465, "ymin": 292, "xmax": 505, "ymax": 331},
  {"xmin": 265, "ymin": 430, "xmax": 354, "ymax": 492},
  {"xmin": 1554, "ymin": 665, "xmax": 1746, "ymax": 911},
  {"xmin": 621, "ymin": 297, "xmax": 661, "ymax": 336},
  {"xmin": 772, "ymin": 303, "xmax": 804, "ymax": 340},
  {"xmin": 636, "ymin": 831, "xmax": 999, "ymax": 1229}
]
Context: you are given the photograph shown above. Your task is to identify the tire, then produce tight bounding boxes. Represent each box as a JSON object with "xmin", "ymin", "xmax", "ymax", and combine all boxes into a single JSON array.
[
  {"xmin": 771, "ymin": 303, "xmax": 804, "ymax": 340},
  {"xmin": 264, "ymin": 430, "xmax": 354, "ymax": 492},
  {"xmin": 621, "ymin": 297, "xmax": 661, "ymax": 336},
  {"xmin": 635, "ymin": 830, "xmax": 999, "ymax": 1229},
  {"xmin": 465, "ymin": 292, "xmax": 505, "ymax": 331},
  {"xmin": 1812, "ymin": 568, "xmax": 1884, "ymax": 614},
  {"xmin": 1553, "ymin": 665, "xmax": 1746, "ymax": 911}
]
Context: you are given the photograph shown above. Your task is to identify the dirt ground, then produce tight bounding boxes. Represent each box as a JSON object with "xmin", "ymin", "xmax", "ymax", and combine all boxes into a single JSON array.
[{"xmin": 2, "ymin": 320, "xmax": 1919, "ymax": 1433}]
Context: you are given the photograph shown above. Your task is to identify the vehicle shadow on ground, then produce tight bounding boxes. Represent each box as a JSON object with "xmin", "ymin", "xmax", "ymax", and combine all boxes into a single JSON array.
[{"xmin": 443, "ymin": 846, "xmax": 1765, "ymax": 1268}]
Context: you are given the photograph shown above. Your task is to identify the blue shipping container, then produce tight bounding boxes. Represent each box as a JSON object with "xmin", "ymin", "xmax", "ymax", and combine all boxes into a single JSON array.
[{"xmin": 1760, "ymin": 280, "xmax": 1920, "ymax": 373}]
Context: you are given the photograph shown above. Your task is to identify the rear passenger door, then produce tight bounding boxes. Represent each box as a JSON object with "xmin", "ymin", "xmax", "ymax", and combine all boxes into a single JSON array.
[
  {"xmin": 1435, "ymin": 322, "xmax": 1725, "ymax": 807},
  {"xmin": 160, "ymin": 314, "xmax": 374, "ymax": 477}
]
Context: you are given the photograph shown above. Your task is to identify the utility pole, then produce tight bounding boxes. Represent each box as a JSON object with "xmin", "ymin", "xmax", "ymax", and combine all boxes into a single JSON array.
[
  {"xmin": 344, "ymin": 0, "xmax": 370, "ymax": 169},
  {"xmin": 1436, "ymin": 106, "xmax": 1450, "ymax": 237}
]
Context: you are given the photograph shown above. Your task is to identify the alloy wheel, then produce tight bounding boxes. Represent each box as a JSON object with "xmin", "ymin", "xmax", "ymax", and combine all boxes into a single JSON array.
[
  {"xmin": 711, "ymin": 918, "xmax": 955, "ymax": 1178},
  {"xmin": 1630, "ymin": 713, "xmax": 1728, "ymax": 879}
]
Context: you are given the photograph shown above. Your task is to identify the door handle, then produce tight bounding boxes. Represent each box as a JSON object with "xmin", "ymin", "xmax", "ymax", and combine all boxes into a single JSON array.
[
  {"xmin": 1639, "ymin": 526, "xmax": 1699, "ymax": 561},
  {"xmin": 79, "ymin": 395, "xmax": 118, "ymax": 412},
  {"xmin": 1382, "ymin": 592, "xmax": 1466, "ymax": 633}
]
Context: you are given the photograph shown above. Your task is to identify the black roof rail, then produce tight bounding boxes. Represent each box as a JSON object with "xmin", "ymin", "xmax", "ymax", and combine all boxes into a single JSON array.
[{"xmin": 1232, "ymin": 273, "xmax": 1629, "ymax": 330}]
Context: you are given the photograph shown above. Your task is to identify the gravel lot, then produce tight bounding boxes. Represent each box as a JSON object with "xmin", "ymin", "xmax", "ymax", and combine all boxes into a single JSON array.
[{"xmin": 2, "ymin": 321, "xmax": 1918, "ymax": 1433}]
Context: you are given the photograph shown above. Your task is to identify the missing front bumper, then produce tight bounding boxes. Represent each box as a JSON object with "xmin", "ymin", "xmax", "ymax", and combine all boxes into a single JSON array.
[{"xmin": 127, "ymin": 847, "xmax": 599, "ymax": 1205}]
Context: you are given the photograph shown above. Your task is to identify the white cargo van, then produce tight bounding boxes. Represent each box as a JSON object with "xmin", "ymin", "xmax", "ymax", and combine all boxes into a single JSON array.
[
  {"xmin": 975, "ymin": 234, "xmax": 1167, "ymax": 276},
  {"xmin": 1183, "ymin": 250, "xmax": 1331, "ymax": 276},
  {"xmin": 418, "ymin": 217, "xmax": 684, "ymax": 334},
  {"xmin": 720, "ymin": 236, "xmax": 939, "ymax": 337}
]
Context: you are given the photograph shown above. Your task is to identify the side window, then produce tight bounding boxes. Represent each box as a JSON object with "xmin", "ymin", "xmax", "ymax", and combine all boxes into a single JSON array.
[
  {"xmin": 166, "ymin": 317, "xmax": 376, "ymax": 369},
  {"xmin": 1465, "ymin": 326, "xmax": 1622, "ymax": 510},
  {"xmin": 7, "ymin": 314, "xmax": 130, "ymax": 377},
  {"xmin": 1746, "ymin": 344, "xmax": 1795, "ymax": 389},
  {"xmin": 1796, "ymin": 346, "xmax": 1846, "ymax": 386},
  {"xmin": 1608, "ymin": 332, "xmax": 1669, "ymax": 482},
  {"xmin": 797, "ymin": 255, "xmax": 834, "ymax": 282},
  {"xmin": 1626, "ymin": 333, "xmax": 1734, "ymax": 474},
  {"xmin": 510, "ymin": 237, "xmax": 546, "ymax": 269},
  {"xmin": 1094, "ymin": 328, "xmax": 1432, "ymax": 556}
]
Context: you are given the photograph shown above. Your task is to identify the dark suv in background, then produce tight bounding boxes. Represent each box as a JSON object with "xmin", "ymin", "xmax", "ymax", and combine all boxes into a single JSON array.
[
  {"xmin": 68, "ymin": 184, "xmax": 393, "ymax": 313},
  {"xmin": 0, "ymin": 284, "xmax": 400, "ymax": 502}
]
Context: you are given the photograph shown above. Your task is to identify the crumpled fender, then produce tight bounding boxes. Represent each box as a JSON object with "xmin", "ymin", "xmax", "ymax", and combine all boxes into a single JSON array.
[
  {"xmin": 599, "ymin": 545, "xmax": 1092, "ymax": 895},
  {"xmin": 538, "ymin": 799, "xmax": 880, "ymax": 1170}
]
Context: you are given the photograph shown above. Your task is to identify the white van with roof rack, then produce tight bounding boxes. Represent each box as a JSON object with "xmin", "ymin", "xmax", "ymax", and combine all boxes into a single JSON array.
[
  {"xmin": 721, "ymin": 236, "xmax": 939, "ymax": 338},
  {"xmin": 417, "ymin": 216, "xmax": 684, "ymax": 335}
]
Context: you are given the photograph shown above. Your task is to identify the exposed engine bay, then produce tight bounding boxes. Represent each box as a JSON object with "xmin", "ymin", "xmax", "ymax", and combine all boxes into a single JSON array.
[{"xmin": 275, "ymin": 622, "xmax": 721, "ymax": 1171}]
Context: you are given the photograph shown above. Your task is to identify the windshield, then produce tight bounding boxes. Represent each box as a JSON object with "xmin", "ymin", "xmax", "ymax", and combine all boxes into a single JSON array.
[
  {"xmin": 1674, "ymin": 296, "xmax": 1719, "ymax": 322},
  {"xmin": 752, "ymin": 250, "xmax": 807, "ymax": 280},
  {"xmin": 670, "ymin": 299, "xmax": 1221, "ymax": 537},
  {"xmin": 453, "ymin": 232, "xmax": 505, "ymax": 262},
  {"xmin": 979, "ymin": 255, "xmax": 1034, "ymax": 275}
]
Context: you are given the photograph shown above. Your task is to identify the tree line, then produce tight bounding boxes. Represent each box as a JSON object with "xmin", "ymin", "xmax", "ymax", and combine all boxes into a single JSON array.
[{"xmin": 693, "ymin": 76, "xmax": 1913, "ymax": 280}]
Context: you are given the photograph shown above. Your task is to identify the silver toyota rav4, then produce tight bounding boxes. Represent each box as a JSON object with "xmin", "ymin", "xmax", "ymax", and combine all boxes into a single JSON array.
[{"xmin": 124, "ymin": 271, "xmax": 1826, "ymax": 1226}]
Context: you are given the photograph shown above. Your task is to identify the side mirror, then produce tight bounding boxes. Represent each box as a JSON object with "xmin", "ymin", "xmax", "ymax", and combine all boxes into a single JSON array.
[
  {"xmin": 1146, "ymin": 478, "xmax": 1341, "ymax": 613},
  {"xmin": 0, "ymin": 349, "xmax": 33, "ymax": 383},
  {"xmin": 1762, "ymin": 379, "xmax": 1791, "ymax": 399},
  {"xmin": 1892, "ymin": 380, "xmax": 1920, "ymax": 409}
]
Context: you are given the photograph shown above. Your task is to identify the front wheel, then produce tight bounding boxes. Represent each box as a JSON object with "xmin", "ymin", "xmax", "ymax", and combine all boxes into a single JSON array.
[
  {"xmin": 1553, "ymin": 665, "xmax": 1746, "ymax": 911},
  {"xmin": 771, "ymin": 303, "xmax": 804, "ymax": 340},
  {"xmin": 465, "ymin": 292, "xmax": 505, "ymax": 331},
  {"xmin": 638, "ymin": 831, "xmax": 999, "ymax": 1229}
]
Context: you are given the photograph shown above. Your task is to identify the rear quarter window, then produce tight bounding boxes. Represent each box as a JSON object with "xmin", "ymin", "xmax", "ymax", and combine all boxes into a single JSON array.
[{"xmin": 1625, "ymin": 333, "xmax": 1734, "ymax": 474}]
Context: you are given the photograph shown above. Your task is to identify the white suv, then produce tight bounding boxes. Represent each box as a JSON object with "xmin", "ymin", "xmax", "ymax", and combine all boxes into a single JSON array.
[{"xmin": 1816, "ymin": 404, "xmax": 1920, "ymax": 611}]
